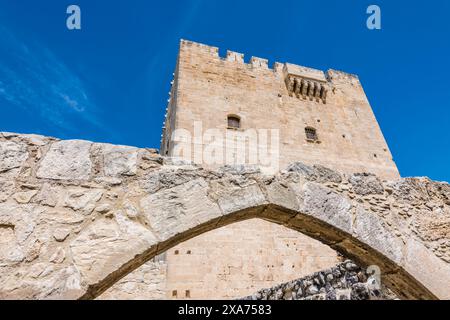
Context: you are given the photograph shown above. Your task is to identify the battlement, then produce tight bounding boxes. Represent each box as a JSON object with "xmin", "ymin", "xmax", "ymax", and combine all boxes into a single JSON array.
[
  {"xmin": 180, "ymin": 39, "xmax": 219, "ymax": 56},
  {"xmin": 179, "ymin": 39, "xmax": 358, "ymax": 84}
]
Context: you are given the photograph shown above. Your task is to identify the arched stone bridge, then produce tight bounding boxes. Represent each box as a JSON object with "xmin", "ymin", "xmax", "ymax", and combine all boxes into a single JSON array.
[{"xmin": 0, "ymin": 132, "xmax": 449, "ymax": 300}]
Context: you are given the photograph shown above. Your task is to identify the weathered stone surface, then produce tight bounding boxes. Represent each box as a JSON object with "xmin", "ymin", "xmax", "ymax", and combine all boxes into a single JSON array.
[
  {"xmin": 265, "ymin": 180, "xmax": 300, "ymax": 211},
  {"xmin": 95, "ymin": 203, "xmax": 112, "ymax": 214},
  {"xmin": 63, "ymin": 188, "xmax": 103, "ymax": 215},
  {"xmin": 349, "ymin": 173, "xmax": 384, "ymax": 195},
  {"xmin": 241, "ymin": 260, "xmax": 396, "ymax": 300},
  {"xmin": 208, "ymin": 175, "xmax": 267, "ymax": 215},
  {"xmin": 50, "ymin": 247, "xmax": 66, "ymax": 264},
  {"xmin": 98, "ymin": 259, "xmax": 167, "ymax": 300},
  {"xmin": 122, "ymin": 200, "xmax": 139, "ymax": 218},
  {"xmin": 139, "ymin": 167, "xmax": 203, "ymax": 193},
  {"xmin": 13, "ymin": 190, "xmax": 37, "ymax": 204},
  {"xmin": 140, "ymin": 178, "xmax": 222, "ymax": 240},
  {"xmin": 37, "ymin": 140, "xmax": 92, "ymax": 180},
  {"xmin": 53, "ymin": 228, "xmax": 71, "ymax": 242},
  {"xmin": 0, "ymin": 203, "xmax": 42, "ymax": 245},
  {"xmin": 35, "ymin": 183, "xmax": 60, "ymax": 207},
  {"xmin": 302, "ymin": 182, "xmax": 353, "ymax": 233},
  {"xmin": 353, "ymin": 206, "xmax": 404, "ymax": 264},
  {"xmin": 0, "ymin": 180, "xmax": 15, "ymax": 202},
  {"xmin": 70, "ymin": 214, "xmax": 158, "ymax": 285},
  {"xmin": 0, "ymin": 133, "xmax": 448, "ymax": 300},
  {"xmin": 98, "ymin": 144, "xmax": 139, "ymax": 177},
  {"xmin": 287, "ymin": 162, "xmax": 342, "ymax": 183},
  {"xmin": 0, "ymin": 141, "xmax": 28, "ymax": 173},
  {"xmin": 0, "ymin": 225, "xmax": 24, "ymax": 266},
  {"xmin": 404, "ymin": 239, "xmax": 450, "ymax": 299}
]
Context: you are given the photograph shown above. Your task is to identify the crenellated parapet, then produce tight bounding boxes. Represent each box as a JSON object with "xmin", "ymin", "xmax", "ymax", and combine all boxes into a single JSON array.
[
  {"xmin": 180, "ymin": 39, "xmax": 219, "ymax": 56},
  {"xmin": 175, "ymin": 39, "xmax": 362, "ymax": 104},
  {"xmin": 178, "ymin": 39, "xmax": 360, "ymax": 79},
  {"xmin": 226, "ymin": 50, "xmax": 244, "ymax": 63}
]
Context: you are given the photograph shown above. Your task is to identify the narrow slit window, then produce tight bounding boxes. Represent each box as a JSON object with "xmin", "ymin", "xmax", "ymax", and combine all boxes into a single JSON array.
[{"xmin": 227, "ymin": 115, "xmax": 240, "ymax": 129}]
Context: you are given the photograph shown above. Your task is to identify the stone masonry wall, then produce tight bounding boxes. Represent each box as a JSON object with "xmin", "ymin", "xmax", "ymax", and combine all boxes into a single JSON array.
[
  {"xmin": 98, "ymin": 256, "xmax": 167, "ymax": 300},
  {"xmin": 163, "ymin": 219, "xmax": 339, "ymax": 300},
  {"xmin": 1, "ymin": 132, "xmax": 449, "ymax": 299},
  {"xmin": 242, "ymin": 260, "xmax": 397, "ymax": 300},
  {"xmin": 0, "ymin": 132, "xmax": 339, "ymax": 299},
  {"xmin": 99, "ymin": 218, "xmax": 340, "ymax": 300}
]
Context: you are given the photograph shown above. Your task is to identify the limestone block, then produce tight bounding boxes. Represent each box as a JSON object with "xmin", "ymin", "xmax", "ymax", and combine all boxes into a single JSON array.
[
  {"xmin": 37, "ymin": 140, "xmax": 92, "ymax": 180},
  {"xmin": 70, "ymin": 215, "xmax": 158, "ymax": 285},
  {"xmin": 0, "ymin": 225, "xmax": 24, "ymax": 266},
  {"xmin": 24, "ymin": 239, "xmax": 42, "ymax": 262},
  {"xmin": 13, "ymin": 190, "xmax": 37, "ymax": 204},
  {"xmin": 38, "ymin": 209, "xmax": 85, "ymax": 226},
  {"xmin": 50, "ymin": 247, "xmax": 66, "ymax": 264},
  {"xmin": 95, "ymin": 203, "xmax": 112, "ymax": 214},
  {"xmin": 353, "ymin": 206, "xmax": 404, "ymax": 265},
  {"xmin": 98, "ymin": 144, "xmax": 139, "ymax": 177},
  {"xmin": 35, "ymin": 183, "xmax": 60, "ymax": 207},
  {"xmin": 265, "ymin": 180, "xmax": 300, "ymax": 211},
  {"xmin": 301, "ymin": 182, "xmax": 353, "ymax": 234},
  {"xmin": 20, "ymin": 134, "xmax": 52, "ymax": 146},
  {"xmin": 0, "ymin": 141, "xmax": 28, "ymax": 172},
  {"xmin": 139, "ymin": 167, "xmax": 204, "ymax": 193},
  {"xmin": 0, "ymin": 203, "xmax": 42, "ymax": 245},
  {"xmin": 286, "ymin": 162, "xmax": 342, "ymax": 183},
  {"xmin": 53, "ymin": 228, "xmax": 71, "ymax": 242},
  {"xmin": 140, "ymin": 178, "xmax": 222, "ymax": 240},
  {"xmin": 0, "ymin": 180, "xmax": 15, "ymax": 202},
  {"xmin": 122, "ymin": 200, "xmax": 139, "ymax": 218},
  {"xmin": 63, "ymin": 188, "xmax": 103, "ymax": 215},
  {"xmin": 349, "ymin": 173, "xmax": 384, "ymax": 195},
  {"xmin": 404, "ymin": 238, "xmax": 450, "ymax": 299},
  {"xmin": 226, "ymin": 50, "xmax": 244, "ymax": 63},
  {"xmin": 207, "ymin": 174, "xmax": 267, "ymax": 215},
  {"xmin": 284, "ymin": 63, "xmax": 327, "ymax": 82}
]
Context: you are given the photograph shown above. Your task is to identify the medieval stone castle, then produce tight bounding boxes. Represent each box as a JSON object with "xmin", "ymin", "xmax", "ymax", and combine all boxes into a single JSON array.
[
  {"xmin": 105, "ymin": 39, "xmax": 401, "ymax": 299},
  {"xmin": 0, "ymin": 40, "xmax": 449, "ymax": 300}
]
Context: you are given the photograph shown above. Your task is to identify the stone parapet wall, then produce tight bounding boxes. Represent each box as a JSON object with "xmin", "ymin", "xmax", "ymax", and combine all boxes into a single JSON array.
[{"xmin": 0, "ymin": 132, "xmax": 449, "ymax": 300}]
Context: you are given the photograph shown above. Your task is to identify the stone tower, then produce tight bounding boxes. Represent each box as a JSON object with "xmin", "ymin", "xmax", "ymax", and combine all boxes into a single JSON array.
[
  {"xmin": 161, "ymin": 39, "xmax": 399, "ymax": 180},
  {"xmin": 152, "ymin": 39, "xmax": 400, "ymax": 299}
]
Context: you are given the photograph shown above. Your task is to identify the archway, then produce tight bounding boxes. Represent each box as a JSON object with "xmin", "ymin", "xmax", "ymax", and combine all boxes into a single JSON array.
[
  {"xmin": 99, "ymin": 217, "xmax": 343, "ymax": 300},
  {"xmin": 1, "ymin": 134, "xmax": 449, "ymax": 300},
  {"xmin": 75, "ymin": 201, "xmax": 441, "ymax": 300}
]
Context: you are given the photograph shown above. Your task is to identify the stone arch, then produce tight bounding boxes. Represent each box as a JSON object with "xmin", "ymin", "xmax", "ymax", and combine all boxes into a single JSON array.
[
  {"xmin": 76, "ymin": 203, "xmax": 438, "ymax": 300},
  {"xmin": 1, "ymin": 134, "xmax": 449, "ymax": 300},
  {"xmin": 99, "ymin": 217, "xmax": 341, "ymax": 300},
  {"xmin": 70, "ymin": 166, "xmax": 449, "ymax": 300}
]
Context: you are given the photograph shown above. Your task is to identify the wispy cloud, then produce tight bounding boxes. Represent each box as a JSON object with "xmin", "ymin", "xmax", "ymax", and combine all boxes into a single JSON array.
[{"xmin": 0, "ymin": 26, "xmax": 111, "ymax": 136}]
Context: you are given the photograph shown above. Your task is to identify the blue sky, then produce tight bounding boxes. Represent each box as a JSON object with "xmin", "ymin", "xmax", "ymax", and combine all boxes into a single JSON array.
[{"xmin": 0, "ymin": 1, "xmax": 449, "ymax": 181}]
